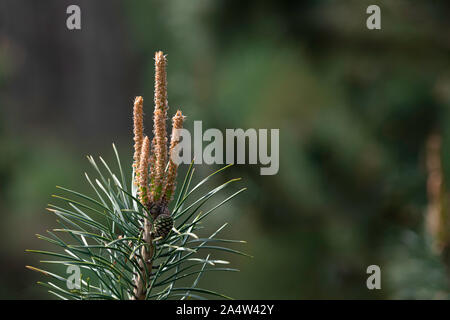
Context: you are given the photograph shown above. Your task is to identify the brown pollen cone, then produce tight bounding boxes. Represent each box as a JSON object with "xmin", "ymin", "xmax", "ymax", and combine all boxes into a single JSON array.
[
  {"xmin": 133, "ymin": 96, "xmax": 144, "ymax": 184},
  {"xmin": 148, "ymin": 137, "xmax": 157, "ymax": 203},
  {"xmin": 163, "ymin": 110, "xmax": 185, "ymax": 203},
  {"xmin": 137, "ymin": 136, "xmax": 150, "ymax": 206},
  {"xmin": 153, "ymin": 51, "xmax": 168, "ymax": 200}
]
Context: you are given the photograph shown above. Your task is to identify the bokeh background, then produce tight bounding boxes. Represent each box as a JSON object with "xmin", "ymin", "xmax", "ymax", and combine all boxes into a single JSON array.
[{"xmin": 2, "ymin": 0, "xmax": 450, "ymax": 299}]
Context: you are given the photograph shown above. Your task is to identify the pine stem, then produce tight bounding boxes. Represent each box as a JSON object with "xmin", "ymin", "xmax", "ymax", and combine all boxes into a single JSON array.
[{"xmin": 133, "ymin": 216, "xmax": 154, "ymax": 300}]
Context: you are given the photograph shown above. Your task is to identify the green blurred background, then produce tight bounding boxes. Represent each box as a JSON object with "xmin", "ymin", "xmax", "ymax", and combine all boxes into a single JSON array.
[{"xmin": 2, "ymin": 0, "xmax": 450, "ymax": 299}]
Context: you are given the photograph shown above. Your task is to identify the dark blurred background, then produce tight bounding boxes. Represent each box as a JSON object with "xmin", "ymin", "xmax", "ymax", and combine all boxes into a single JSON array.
[{"xmin": 2, "ymin": 0, "xmax": 450, "ymax": 299}]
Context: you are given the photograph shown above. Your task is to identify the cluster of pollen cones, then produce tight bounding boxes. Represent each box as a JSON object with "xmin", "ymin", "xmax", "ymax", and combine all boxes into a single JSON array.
[{"xmin": 132, "ymin": 51, "xmax": 185, "ymax": 299}]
